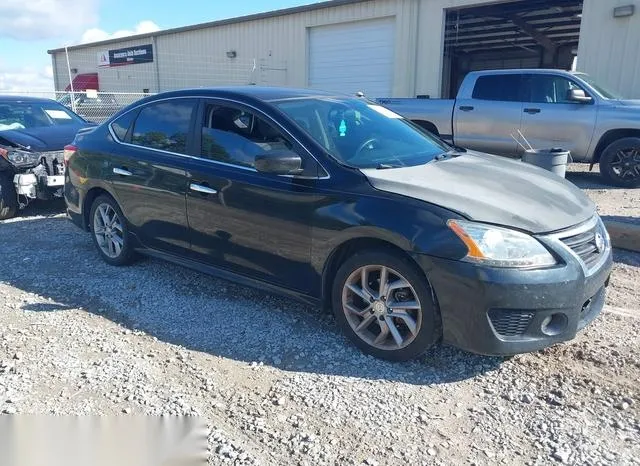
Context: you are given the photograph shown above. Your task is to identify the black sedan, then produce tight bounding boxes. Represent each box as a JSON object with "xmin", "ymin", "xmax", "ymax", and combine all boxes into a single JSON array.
[{"xmin": 64, "ymin": 87, "xmax": 612, "ymax": 361}]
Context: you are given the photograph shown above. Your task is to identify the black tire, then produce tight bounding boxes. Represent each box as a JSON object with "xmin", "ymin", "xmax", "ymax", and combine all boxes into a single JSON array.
[
  {"xmin": 0, "ymin": 172, "xmax": 18, "ymax": 220},
  {"xmin": 599, "ymin": 137, "xmax": 640, "ymax": 188},
  {"xmin": 331, "ymin": 250, "xmax": 440, "ymax": 361},
  {"xmin": 89, "ymin": 195, "xmax": 137, "ymax": 266}
]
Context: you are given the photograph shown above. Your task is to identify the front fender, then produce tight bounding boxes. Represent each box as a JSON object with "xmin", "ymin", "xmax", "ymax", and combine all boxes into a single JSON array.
[{"xmin": 310, "ymin": 192, "xmax": 468, "ymax": 294}]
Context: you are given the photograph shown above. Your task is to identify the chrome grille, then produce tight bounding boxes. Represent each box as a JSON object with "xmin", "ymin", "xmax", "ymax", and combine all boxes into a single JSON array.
[{"xmin": 556, "ymin": 217, "xmax": 608, "ymax": 273}]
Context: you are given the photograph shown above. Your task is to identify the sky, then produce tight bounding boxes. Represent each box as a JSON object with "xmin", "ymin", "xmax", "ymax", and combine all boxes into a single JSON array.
[{"xmin": 0, "ymin": 0, "xmax": 314, "ymax": 92}]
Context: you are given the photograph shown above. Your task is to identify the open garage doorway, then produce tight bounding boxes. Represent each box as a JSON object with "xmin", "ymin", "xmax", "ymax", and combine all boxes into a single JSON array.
[{"xmin": 442, "ymin": 0, "xmax": 583, "ymax": 98}]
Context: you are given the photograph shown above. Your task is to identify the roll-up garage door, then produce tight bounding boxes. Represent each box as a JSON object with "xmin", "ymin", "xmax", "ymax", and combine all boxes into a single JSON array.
[{"xmin": 308, "ymin": 18, "xmax": 395, "ymax": 98}]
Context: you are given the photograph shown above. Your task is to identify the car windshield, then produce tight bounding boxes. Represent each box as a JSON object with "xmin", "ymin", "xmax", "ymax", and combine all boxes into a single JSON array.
[
  {"xmin": 573, "ymin": 73, "xmax": 625, "ymax": 100},
  {"xmin": 0, "ymin": 100, "xmax": 84, "ymax": 131},
  {"xmin": 273, "ymin": 97, "xmax": 450, "ymax": 169}
]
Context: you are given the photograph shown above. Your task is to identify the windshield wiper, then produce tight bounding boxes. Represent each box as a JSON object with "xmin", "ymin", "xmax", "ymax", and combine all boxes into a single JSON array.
[{"xmin": 433, "ymin": 150, "xmax": 462, "ymax": 161}]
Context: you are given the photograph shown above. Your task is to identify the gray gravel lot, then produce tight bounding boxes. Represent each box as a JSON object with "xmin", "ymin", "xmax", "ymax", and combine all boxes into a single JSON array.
[{"xmin": 1, "ymin": 198, "xmax": 639, "ymax": 465}]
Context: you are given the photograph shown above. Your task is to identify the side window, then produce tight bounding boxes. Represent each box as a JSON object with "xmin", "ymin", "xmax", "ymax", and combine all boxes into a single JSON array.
[
  {"xmin": 131, "ymin": 99, "xmax": 197, "ymax": 154},
  {"xmin": 110, "ymin": 110, "xmax": 136, "ymax": 141},
  {"xmin": 526, "ymin": 75, "xmax": 588, "ymax": 104},
  {"xmin": 472, "ymin": 75, "xmax": 523, "ymax": 102},
  {"xmin": 200, "ymin": 104, "xmax": 293, "ymax": 169}
]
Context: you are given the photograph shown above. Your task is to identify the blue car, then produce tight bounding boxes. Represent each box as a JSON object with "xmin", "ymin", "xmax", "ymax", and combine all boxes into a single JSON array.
[{"xmin": 0, "ymin": 95, "xmax": 94, "ymax": 219}]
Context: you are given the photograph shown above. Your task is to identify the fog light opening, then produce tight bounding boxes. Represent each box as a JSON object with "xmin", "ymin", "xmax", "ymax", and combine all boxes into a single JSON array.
[{"xmin": 541, "ymin": 313, "xmax": 568, "ymax": 336}]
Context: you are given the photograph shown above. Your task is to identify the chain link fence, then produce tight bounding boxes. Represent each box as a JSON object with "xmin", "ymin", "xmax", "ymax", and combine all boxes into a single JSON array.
[
  {"xmin": 2, "ymin": 53, "xmax": 289, "ymax": 123},
  {"xmin": 0, "ymin": 90, "xmax": 149, "ymax": 124}
]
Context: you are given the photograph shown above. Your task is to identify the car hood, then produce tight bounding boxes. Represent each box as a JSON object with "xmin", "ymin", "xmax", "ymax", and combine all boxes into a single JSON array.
[
  {"xmin": 0, "ymin": 124, "xmax": 89, "ymax": 152},
  {"xmin": 360, "ymin": 151, "xmax": 595, "ymax": 234}
]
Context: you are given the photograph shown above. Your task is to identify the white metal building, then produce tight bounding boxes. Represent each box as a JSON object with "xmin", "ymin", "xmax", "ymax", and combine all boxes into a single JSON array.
[{"xmin": 48, "ymin": 0, "xmax": 640, "ymax": 99}]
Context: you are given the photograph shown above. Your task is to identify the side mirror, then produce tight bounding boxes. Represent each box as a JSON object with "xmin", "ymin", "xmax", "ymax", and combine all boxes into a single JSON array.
[
  {"xmin": 255, "ymin": 150, "xmax": 303, "ymax": 176},
  {"xmin": 567, "ymin": 89, "xmax": 593, "ymax": 104}
]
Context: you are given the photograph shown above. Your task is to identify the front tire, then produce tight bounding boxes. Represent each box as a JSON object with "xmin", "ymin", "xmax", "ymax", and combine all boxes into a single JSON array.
[
  {"xmin": 89, "ymin": 195, "xmax": 136, "ymax": 266},
  {"xmin": 332, "ymin": 250, "xmax": 440, "ymax": 361},
  {"xmin": 0, "ymin": 172, "xmax": 18, "ymax": 220},
  {"xmin": 599, "ymin": 137, "xmax": 640, "ymax": 188}
]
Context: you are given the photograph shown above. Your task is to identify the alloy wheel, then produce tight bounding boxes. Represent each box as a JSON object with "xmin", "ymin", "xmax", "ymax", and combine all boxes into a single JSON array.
[
  {"xmin": 610, "ymin": 148, "xmax": 640, "ymax": 181},
  {"xmin": 341, "ymin": 265, "xmax": 422, "ymax": 350},
  {"xmin": 93, "ymin": 203, "xmax": 124, "ymax": 258}
]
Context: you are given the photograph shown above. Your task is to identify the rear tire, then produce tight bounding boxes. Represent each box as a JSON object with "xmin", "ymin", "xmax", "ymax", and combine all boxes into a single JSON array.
[
  {"xmin": 89, "ymin": 195, "xmax": 137, "ymax": 266},
  {"xmin": 599, "ymin": 137, "xmax": 640, "ymax": 188},
  {"xmin": 0, "ymin": 172, "xmax": 18, "ymax": 220},
  {"xmin": 332, "ymin": 250, "xmax": 440, "ymax": 361}
]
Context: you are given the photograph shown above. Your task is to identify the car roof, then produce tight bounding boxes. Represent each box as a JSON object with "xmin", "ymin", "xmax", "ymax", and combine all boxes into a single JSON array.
[
  {"xmin": 0, "ymin": 95, "xmax": 57, "ymax": 103},
  {"xmin": 145, "ymin": 86, "xmax": 347, "ymax": 103},
  {"xmin": 469, "ymin": 69, "xmax": 577, "ymax": 77}
]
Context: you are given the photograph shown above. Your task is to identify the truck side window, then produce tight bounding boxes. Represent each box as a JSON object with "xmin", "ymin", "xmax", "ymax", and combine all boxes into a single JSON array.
[
  {"xmin": 472, "ymin": 75, "xmax": 523, "ymax": 102},
  {"xmin": 526, "ymin": 75, "xmax": 588, "ymax": 104}
]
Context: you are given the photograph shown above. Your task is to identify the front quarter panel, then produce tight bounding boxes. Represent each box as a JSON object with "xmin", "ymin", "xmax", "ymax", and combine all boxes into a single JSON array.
[
  {"xmin": 589, "ymin": 101, "xmax": 640, "ymax": 160},
  {"xmin": 310, "ymin": 181, "xmax": 468, "ymax": 295}
]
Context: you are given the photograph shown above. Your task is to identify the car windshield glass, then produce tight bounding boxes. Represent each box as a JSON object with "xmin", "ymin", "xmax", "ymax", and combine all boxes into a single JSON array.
[
  {"xmin": 0, "ymin": 101, "xmax": 84, "ymax": 130},
  {"xmin": 273, "ymin": 97, "xmax": 450, "ymax": 169},
  {"xmin": 574, "ymin": 73, "xmax": 624, "ymax": 100}
]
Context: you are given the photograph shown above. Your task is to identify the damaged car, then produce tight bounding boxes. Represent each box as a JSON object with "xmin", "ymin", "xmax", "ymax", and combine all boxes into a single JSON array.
[{"xmin": 0, "ymin": 95, "xmax": 93, "ymax": 220}]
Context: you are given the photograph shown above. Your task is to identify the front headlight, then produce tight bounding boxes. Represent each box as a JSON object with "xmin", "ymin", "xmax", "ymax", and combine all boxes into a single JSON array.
[
  {"xmin": 448, "ymin": 220, "xmax": 556, "ymax": 268},
  {"xmin": 2, "ymin": 148, "xmax": 41, "ymax": 168}
]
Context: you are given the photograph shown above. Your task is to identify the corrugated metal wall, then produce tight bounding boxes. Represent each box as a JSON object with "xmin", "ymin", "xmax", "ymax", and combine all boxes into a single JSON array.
[
  {"xmin": 58, "ymin": 0, "xmax": 637, "ymax": 100},
  {"xmin": 53, "ymin": 37, "xmax": 160, "ymax": 93},
  {"xmin": 578, "ymin": 0, "xmax": 640, "ymax": 99},
  {"xmin": 53, "ymin": 0, "xmax": 423, "ymax": 96},
  {"xmin": 154, "ymin": 0, "xmax": 413, "ymax": 93}
]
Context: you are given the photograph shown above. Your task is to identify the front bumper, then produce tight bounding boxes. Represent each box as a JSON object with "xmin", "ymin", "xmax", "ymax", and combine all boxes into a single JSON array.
[
  {"xmin": 14, "ymin": 171, "xmax": 64, "ymax": 200},
  {"xmin": 416, "ymin": 244, "xmax": 613, "ymax": 356}
]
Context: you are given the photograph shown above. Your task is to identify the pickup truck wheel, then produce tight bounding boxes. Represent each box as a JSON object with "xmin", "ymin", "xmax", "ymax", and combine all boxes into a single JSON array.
[
  {"xmin": 0, "ymin": 172, "xmax": 18, "ymax": 220},
  {"xmin": 332, "ymin": 250, "xmax": 440, "ymax": 361},
  {"xmin": 89, "ymin": 195, "xmax": 137, "ymax": 266},
  {"xmin": 599, "ymin": 138, "xmax": 640, "ymax": 188}
]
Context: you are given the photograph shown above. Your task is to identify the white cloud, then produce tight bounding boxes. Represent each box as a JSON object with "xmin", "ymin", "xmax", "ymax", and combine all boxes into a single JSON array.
[
  {"xmin": 80, "ymin": 20, "xmax": 161, "ymax": 45},
  {"xmin": 0, "ymin": 65, "xmax": 54, "ymax": 93},
  {"xmin": 0, "ymin": 0, "xmax": 99, "ymax": 40}
]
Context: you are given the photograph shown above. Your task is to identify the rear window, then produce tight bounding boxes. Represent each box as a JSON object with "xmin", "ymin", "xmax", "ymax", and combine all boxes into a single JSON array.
[
  {"xmin": 110, "ymin": 110, "xmax": 137, "ymax": 141},
  {"xmin": 130, "ymin": 99, "xmax": 197, "ymax": 154},
  {"xmin": 472, "ymin": 75, "xmax": 523, "ymax": 102}
]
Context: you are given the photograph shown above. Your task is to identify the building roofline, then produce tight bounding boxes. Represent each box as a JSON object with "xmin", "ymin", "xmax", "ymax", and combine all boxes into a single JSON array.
[{"xmin": 48, "ymin": 0, "xmax": 369, "ymax": 54}]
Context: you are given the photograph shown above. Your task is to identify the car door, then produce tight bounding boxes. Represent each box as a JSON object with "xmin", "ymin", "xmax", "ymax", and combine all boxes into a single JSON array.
[
  {"xmin": 183, "ymin": 99, "xmax": 323, "ymax": 293},
  {"xmin": 107, "ymin": 98, "xmax": 197, "ymax": 255},
  {"xmin": 520, "ymin": 74, "xmax": 598, "ymax": 160},
  {"xmin": 454, "ymin": 73, "xmax": 525, "ymax": 157}
]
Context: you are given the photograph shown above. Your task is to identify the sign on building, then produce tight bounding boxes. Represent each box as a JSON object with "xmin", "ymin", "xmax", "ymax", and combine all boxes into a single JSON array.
[{"xmin": 97, "ymin": 44, "xmax": 154, "ymax": 67}]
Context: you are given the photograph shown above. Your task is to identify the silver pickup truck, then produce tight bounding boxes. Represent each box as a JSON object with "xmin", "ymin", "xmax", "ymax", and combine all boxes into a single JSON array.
[{"xmin": 378, "ymin": 69, "xmax": 640, "ymax": 187}]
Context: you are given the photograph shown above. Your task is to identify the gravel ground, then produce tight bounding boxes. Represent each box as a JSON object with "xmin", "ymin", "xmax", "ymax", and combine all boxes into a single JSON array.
[
  {"xmin": 1, "ymin": 197, "xmax": 639, "ymax": 466},
  {"xmin": 566, "ymin": 165, "xmax": 640, "ymax": 224}
]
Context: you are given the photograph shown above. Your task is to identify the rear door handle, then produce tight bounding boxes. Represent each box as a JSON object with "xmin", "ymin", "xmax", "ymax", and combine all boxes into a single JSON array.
[
  {"xmin": 190, "ymin": 183, "xmax": 217, "ymax": 195},
  {"xmin": 113, "ymin": 167, "xmax": 132, "ymax": 176},
  {"xmin": 459, "ymin": 106, "xmax": 474, "ymax": 112},
  {"xmin": 524, "ymin": 108, "xmax": 541, "ymax": 114}
]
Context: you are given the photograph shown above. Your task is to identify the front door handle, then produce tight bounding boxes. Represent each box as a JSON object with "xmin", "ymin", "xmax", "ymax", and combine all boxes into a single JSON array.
[
  {"xmin": 190, "ymin": 183, "xmax": 218, "ymax": 195},
  {"xmin": 113, "ymin": 167, "xmax": 132, "ymax": 176},
  {"xmin": 524, "ymin": 108, "xmax": 541, "ymax": 114},
  {"xmin": 459, "ymin": 106, "xmax": 474, "ymax": 112}
]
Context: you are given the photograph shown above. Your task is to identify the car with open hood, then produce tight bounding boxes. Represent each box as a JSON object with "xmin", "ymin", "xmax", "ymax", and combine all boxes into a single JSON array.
[
  {"xmin": 64, "ymin": 87, "xmax": 612, "ymax": 361},
  {"xmin": 0, "ymin": 95, "xmax": 94, "ymax": 219}
]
